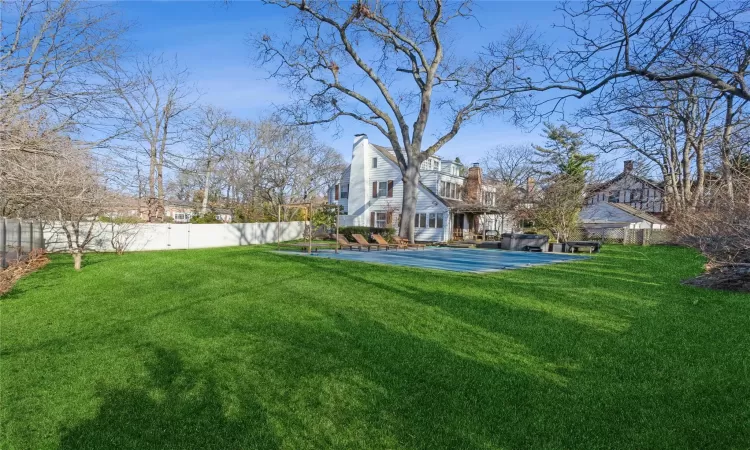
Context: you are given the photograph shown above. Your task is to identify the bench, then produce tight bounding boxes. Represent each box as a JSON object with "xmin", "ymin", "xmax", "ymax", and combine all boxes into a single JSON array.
[{"xmin": 565, "ymin": 241, "xmax": 601, "ymax": 254}]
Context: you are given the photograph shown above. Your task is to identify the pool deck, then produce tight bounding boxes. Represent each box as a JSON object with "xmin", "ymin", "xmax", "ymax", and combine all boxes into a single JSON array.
[{"xmin": 275, "ymin": 247, "xmax": 589, "ymax": 273}]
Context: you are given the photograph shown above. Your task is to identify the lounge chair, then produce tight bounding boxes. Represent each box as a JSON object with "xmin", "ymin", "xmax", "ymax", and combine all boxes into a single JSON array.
[
  {"xmin": 336, "ymin": 234, "xmax": 367, "ymax": 251},
  {"xmin": 372, "ymin": 234, "xmax": 401, "ymax": 250},
  {"xmin": 393, "ymin": 236, "xmax": 426, "ymax": 250},
  {"xmin": 352, "ymin": 234, "xmax": 387, "ymax": 251}
]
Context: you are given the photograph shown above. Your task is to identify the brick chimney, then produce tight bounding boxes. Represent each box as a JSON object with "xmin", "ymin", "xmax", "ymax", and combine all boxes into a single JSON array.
[
  {"xmin": 466, "ymin": 163, "xmax": 482, "ymax": 203},
  {"xmin": 624, "ymin": 160, "xmax": 634, "ymax": 173}
]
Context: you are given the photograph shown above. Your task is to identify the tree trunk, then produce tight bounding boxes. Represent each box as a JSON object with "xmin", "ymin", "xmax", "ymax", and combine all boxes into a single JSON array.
[
  {"xmin": 72, "ymin": 251, "xmax": 82, "ymax": 271},
  {"xmin": 157, "ymin": 151, "xmax": 165, "ymax": 221},
  {"xmin": 691, "ymin": 141, "xmax": 705, "ymax": 209},
  {"xmin": 201, "ymin": 160, "xmax": 211, "ymax": 215},
  {"xmin": 148, "ymin": 144, "xmax": 158, "ymax": 222},
  {"xmin": 399, "ymin": 165, "xmax": 420, "ymax": 243},
  {"xmin": 721, "ymin": 95, "xmax": 735, "ymax": 202}
]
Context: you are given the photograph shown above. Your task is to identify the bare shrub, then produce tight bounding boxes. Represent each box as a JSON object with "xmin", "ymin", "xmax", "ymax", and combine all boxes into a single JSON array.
[
  {"xmin": 673, "ymin": 177, "xmax": 750, "ymax": 291},
  {"xmin": 0, "ymin": 250, "xmax": 50, "ymax": 297}
]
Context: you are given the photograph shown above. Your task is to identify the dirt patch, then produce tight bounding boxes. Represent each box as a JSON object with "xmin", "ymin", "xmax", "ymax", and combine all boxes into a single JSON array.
[
  {"xmin": 683, "ymin": 264, "xmax": 750, "ymax": 293},
  {"xmin": 0, "ymin": 249, "xmax": 50, "ymax": 296}
]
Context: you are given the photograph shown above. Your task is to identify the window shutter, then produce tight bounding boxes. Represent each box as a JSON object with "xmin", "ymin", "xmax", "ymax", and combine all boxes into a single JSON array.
[
  {"xmin": 372, "ymin": 181, "xmax": 378, "ymax": 198},
  {"xmin": 387, "ymin": 180, "xmax": 393, "ymax": 198},
  {"xmin": 334, "ymin": 184, "xmax": 339, "ymax": 200},
  {"xmin": 386, "ymin": 211, "xmax": 393, "ymax": 226},
  {"xmin": 370, "ymin": 211, "xmax": 375, "ymax": 227}
]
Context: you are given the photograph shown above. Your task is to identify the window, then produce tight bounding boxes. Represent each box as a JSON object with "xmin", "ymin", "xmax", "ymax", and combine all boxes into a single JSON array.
[
  {"xmin": 174, "ymin": 213, "xmax": 185, "ymax": 221},
  {"xmin": 414, "ymin": 213, "xmax": 427, "ymax": 228},
  {"xmin": 378, "ymin": 181, "xmax": 388, "ymax": 197},
  {"xmin": 608, "ymin": 191, "xmax": 620, "ymax": 203},
  {"xmin": 341, "ymin": 184, "xmax": 349, "ymax": 199},
  {"xmin": 375, "ymin": 212, "xmax": 387, "ymax": 228},
  {"xmin": 372, "ymin": 157, "xmax": 378, "ymax": 168},
  {"xmin": 630, "ymin": 189, "xmax": 642, "ymax": 202},
  {"xmin": 440, "ymin": 181, "xmax": 464, "ymax": 200},
  {"xmin": 373, "ymin": 180, "xmax": 393, "ymax": 198},
  {"xmin": 428, "ymin": 213, "xmax": 436, "ymax": 228},
  {"xmin": 436, "ymin": 214, "xmax": 444, "ymax": 228}
]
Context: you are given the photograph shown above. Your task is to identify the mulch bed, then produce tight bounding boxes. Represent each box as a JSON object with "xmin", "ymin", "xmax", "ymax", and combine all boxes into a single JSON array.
[
  {"xmin": 683, "ymin": 264, "xmax": 750, "ymax": 293},
  {"xmin": 0, "ymin": 249, "xmax": 50, "ymax": 296}
]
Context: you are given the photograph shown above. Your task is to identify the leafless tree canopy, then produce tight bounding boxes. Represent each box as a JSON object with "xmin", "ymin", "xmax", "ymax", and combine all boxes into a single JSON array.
[
  {"xmin": 105, "ymin": 55, "xmax": 195, "ymax": 222},
  {"xmin": 1, "ymin": 0, "xmax": 126, "ymax": 140},
  {"xmin": 481, "ymin": 144, "xmax": 534, "ymax": 189},
  {"xmin": 489, "ymin": 0, "xmax": 750, "ymax": 116},
  {"xmin": 170, "ymin": 116, "xmax": 345, "ymax": 221}
]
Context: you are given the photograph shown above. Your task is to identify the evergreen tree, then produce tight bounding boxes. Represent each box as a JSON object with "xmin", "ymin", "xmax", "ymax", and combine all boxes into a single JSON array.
[{"xmin": 533, "ymin": 124, "xmax": 595, "ymax": 180}]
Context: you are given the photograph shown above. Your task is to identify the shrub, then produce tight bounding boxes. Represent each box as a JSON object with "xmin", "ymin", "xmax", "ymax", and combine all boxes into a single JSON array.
[
  {"xmin": 98, "ymin": 215, "xmax": 143, "ymax": 224},
  {"xmin": 338, "ymin": 226, "xmax": 396, "ymax": 242},
  {"xmin": 1, "ymin": 249, "xmax": 49, "ymax": 296},
  {"xmin": 190, "ymin": 212, "xmax": 221, "ymax": 224}
]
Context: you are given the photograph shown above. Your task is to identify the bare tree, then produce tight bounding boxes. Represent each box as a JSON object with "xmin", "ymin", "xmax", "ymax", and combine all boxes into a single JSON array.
[
  {"xmin": 673, "ymin": 174, "xmax": 750, "ymax": 290},
  {"xmin": 252, "ymin": 119, "xmax": 344, "ymax": 219},
  {"xmin": 165, "ymin": 116, "xmax": 345, "ymax": 221},
  {"xmin": 187, "ymin": 105, "xmax": 235, "ymax": 214},
  {"xmin": 20, "ymin": 141, "xmax": 113, "ymax": 270},
  {"xmin": 579, "ymin": 78, "xmax": 737, "ymax": 214},
  {"xmin": 256, "ymin": 0, "xmax": 522, "ymax": 241},
  {"xmin": 491, "ymin": 1, "xmax": 750, "ymax": 109},
  {"xmin": 481, "ymin": 144, "xmax": 534, "ymax": 189},
  {"xmin": 105, "ymin": 55, "xmax": 194, "ymax": 222},
  {"xmin": 1, "ymin": 0, "xmax": 126, "ymax": 142},
  {"xmin": 107, "ymin": 220, "xmax": 140, "ymax": 255}
]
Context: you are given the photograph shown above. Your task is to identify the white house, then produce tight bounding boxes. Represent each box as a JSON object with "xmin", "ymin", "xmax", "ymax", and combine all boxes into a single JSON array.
[
  {"xmin": 580, "ymin": 202, "xmax": 667, "ymax": 230},
  {"xmin": 586, "ymin": 160, "xmax": 665, "ymax": 215},
  {"xmin": 329, "ymin": 134, "xmax": 512, "ymax": 242}
]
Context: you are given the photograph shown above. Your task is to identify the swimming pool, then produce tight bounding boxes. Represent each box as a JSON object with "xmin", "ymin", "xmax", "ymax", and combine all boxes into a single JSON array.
[{"xmin": 276, "ymin": 247, "xmax": 589, "ymax": 273}]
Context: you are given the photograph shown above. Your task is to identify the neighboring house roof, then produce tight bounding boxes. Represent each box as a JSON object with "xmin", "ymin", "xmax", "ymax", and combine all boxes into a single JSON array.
[
  {"xmin": 580, "ymin": 202, "xmax": 665, "ymax": 225},
  {"xmin": 588, "ymin": 171, "xmax": 663, "ymax": 195},
  {"xmin": 371, "ymin": 143, "xmax": 401, "ymax": 165},
  {"xmin": 609, "ymin": 202, "xmax": 665, "ymax": 225}
]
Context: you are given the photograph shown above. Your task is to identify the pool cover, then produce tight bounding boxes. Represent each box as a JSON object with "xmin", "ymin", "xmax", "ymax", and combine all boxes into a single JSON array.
[{"xmin": 276, "ymin": 247, "xmax": 589, "ymax": 273}]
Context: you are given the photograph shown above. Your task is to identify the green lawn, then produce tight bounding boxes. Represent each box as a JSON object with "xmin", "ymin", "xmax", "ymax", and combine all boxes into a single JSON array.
[{"xmin": 1, "ymin": 246, "xmax": 749, "ymax": 449}]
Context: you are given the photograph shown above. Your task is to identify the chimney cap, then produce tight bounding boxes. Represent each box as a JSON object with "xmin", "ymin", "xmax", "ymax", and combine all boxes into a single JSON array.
[
  {"xmin": 354, "ymin": 133, "xmax": 367, "ymax": 137},
  {"xmin": 472, "ymin": 162, "xmax": 480, "ymax": 168}
]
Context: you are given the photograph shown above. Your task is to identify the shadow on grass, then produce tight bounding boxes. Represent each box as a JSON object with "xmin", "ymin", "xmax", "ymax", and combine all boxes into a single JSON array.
[
  {"xmin": 4, "ymin": 246, "xmax": 748, "ymax": 449},
  {"xmin": 59, "ymin": 347, "xmax": 280, "ymax": 450}
]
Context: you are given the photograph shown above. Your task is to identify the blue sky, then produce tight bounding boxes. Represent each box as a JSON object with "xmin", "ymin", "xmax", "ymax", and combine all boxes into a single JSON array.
[{"xmin": 113, "ymin": 1, "xmax": 587, "ymax": 163}]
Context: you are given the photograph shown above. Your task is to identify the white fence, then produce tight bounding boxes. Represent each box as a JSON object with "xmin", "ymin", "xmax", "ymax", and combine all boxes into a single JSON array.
[{"xmin": 44, "ymin": 221, "xmax": 306, "ymax": 253}]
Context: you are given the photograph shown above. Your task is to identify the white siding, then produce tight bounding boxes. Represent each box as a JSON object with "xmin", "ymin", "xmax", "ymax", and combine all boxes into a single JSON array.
[
  {"xmin": 334, "ymin": 136, "xmax": 449, "ymax": 240},
  {"xmin": 329, "ymin": 165, "xmax": 351, "ymax": 214},
  {"xmin": 580, "ymin": 203, "xmax": 665, "ymax": 229}
]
